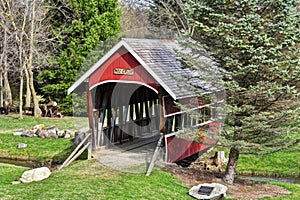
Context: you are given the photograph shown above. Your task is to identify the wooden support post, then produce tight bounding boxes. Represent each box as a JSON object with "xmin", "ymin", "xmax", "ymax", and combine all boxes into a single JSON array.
[
  {"xmin": 118, "ymin": 105, "xmax": 124, "ymax": 144},
  {"xmin": 86, "ymin": 85, "xmax": 93, "ymax": 129},
  {"xmin": 109, "ymin": 108, "xmax": 117, "ymax": 144},
  {"xmin": 86, "ymin": 85, "xmax": 94, "ymax": 157},
  {"xmin": 98, "ymin": 109, "xmax": 105, "ymax": 147},
  {"xmin": 129, "ymin": 104, "xmax": 134, "ymax": 140},
  {"xmin": 146, "ymin": 135, "xmax": 164, "ymax": 176},
  {"xmin": 155, "ymin": 99, "xmax": 160, "ymax": 133},
  {"xmin": 63, "ymin": 142, "xmax": 91, "ymax": 168},
  {"xmin": 158, "ymin": 87, "xmax": 165, "ymax": 134},
  {"xmin": 134, "ymin": 102, "xmax": 140, "ymax": 138},
  {"xmin": 107, "ymin": 107, "xmax": 112, "ymax": 144},
  {"xmin": 93, "ymin": 109, "xmax": 99, "ymax": 149},
  {"xmin": 100, "ymin": 94, "xmax": 108, "ymax": 146},
  {"xmin": 123, "ymin": 105, "xmax": 129, "ymax": 140},
  {"xmin": 144, "ymin": 100, "xmax": 150, "ymax": 133},
  {"xmin": 139, "ymin": 101, "xmax": 144, "ymax": 136},
  {"xmin": 59, "ymin": 133, "xmax": 91, "ymax": 170}
]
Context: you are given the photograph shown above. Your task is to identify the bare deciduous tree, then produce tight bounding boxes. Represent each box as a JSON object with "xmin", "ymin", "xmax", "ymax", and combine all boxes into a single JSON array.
[
  {"xmin": 119, "ymin": 0, "xmax": 150, "ymax": 31},
  {"xmin": 0, "ymin": 0, "xmax": 55, "ymax": 117}
]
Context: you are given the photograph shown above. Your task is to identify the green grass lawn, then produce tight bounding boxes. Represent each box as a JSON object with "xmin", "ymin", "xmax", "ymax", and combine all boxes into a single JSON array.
[
  {"xmin": 0, "ymin": 114, "xmax": 88, "ymax": 164},
  {"xmin": 236, "ymin": 126, "xmax": 300, "ymax": 178},
  {"xmin": 237, "ymin": 144, "xmax": 300, "ymax": 178},
  {"xmin": 0, "ymin": 114, "xmax": 80, "ymax": 133},
  {"xmin": 0, "ymin": 160, "xmax": 192, "ymax": 200},
  {"xmin": 0, "ymin": 115, "xmax": 299, "ymax": 199},
  {"xmin": 264, "ymin": 183, "xmax": 300, "ymax": 200},
  {"xmin": 0, "ymin": 115, "xmax": 193, "ymax": 199},
  {"xmin": 0, "ymin": 133, "xmax": 74, "ymax": 163}
]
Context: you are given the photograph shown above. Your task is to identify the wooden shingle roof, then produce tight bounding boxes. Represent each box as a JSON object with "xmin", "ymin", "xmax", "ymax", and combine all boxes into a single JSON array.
[{"xmin": 68, "ymin": 38, "xmax": 217, "ymax": 100}]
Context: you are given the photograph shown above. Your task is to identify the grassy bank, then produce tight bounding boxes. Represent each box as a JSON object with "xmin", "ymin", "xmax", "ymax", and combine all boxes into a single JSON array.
[
  {"xmin": 0, "ymin": 133, "xmax": 74, "ymax": 163},
  {"xmin": 0, "ymin": 160, "xmax": 192, "ymax": 200},
  {"xmin": 237, "ymin": 144, "xmax": 300, "ymax": 178},
  {"xmin": 0, "ymin": 115, "xmax": 299, "ymax": 199},
  {"xmin": 266, "ymin": 183, "xmax": 300, "ymax": 200},
  {"xmin": 0, "ymin": 114, "xmax": 87, "ymax": 164},
  {"xmin": 1, "ymin": 161, "xmax": 299, "ymax": 200},
  {"xmin": 237, "ymin": 124, "xmax": 300, "ymax": 178},
  {"xmin": 0, "ymin": 115, "xmax": 79, "ymax": 134}
]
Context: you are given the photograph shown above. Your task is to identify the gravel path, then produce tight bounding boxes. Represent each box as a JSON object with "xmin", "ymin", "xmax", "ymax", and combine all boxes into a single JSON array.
[{"xmin": 94, "ymin": 135, "xmax": 164, "ymax": 173}]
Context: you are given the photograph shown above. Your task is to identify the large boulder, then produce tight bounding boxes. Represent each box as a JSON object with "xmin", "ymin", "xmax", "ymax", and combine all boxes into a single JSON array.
[
  {"xmin": 20, "ymin": 167, "xmax": 51, "ymax": 183},
  {"xmin": 189, "ymin": 183, "xmax": 227, "ymax": 200}
]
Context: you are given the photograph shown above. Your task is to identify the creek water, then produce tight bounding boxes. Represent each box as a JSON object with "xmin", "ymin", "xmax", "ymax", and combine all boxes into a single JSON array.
[
  {"xmin": 0, "ymin": 158, "xmax": 34, "ymax": 168},
  {"xmin": 239, "ymin": 176, "xmax": 300, "ymax": 185}
]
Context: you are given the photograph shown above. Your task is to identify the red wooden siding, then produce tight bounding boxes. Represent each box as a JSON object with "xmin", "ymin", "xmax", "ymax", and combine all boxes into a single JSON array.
[
  {"xmin": 166, "ymin": 121, "xmax": 221, "ymax": 162},
  {"xmin": 89, "ymin": 47, "xmax": 158, "ymax": 91},
  {"xmin": 164, "ymin": 96, "xmax": 180, "ymax": 115},
  {"xmin": 166, "ymin": 137, "xmax": 210, "ymax": 162}
]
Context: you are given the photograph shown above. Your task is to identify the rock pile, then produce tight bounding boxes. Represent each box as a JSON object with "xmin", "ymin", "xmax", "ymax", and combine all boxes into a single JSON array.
[{"xmin": 13, "ymin": 124, "xmax": 81, "ymax": 139}]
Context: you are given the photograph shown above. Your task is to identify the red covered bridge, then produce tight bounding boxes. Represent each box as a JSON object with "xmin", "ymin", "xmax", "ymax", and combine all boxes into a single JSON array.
[{"xmin": 68, "ymin": 38, "xmax": 223, "ymax": 163}]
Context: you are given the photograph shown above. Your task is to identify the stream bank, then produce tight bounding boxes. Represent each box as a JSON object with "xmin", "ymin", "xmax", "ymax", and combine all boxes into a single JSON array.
[
  {"xmin": 0, "ymin": 157, "xmax": 60, "ymax": 170},
  {"xmin": 239, "ymin": 176, "xmax": 300, "ymax": 185}
]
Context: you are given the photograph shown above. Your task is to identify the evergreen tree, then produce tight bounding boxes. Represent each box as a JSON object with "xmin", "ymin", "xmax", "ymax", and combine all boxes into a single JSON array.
[
  {"xmin": 39, "ymin": 0, "xmax": 120, "ymax": 114},
  {"xmin": 184, "ymin": 0, "xmax": 300, "ymax": 184},
  {"xmin": 150, "ymin": 0, "xmax": 300, "ymax": 184}
]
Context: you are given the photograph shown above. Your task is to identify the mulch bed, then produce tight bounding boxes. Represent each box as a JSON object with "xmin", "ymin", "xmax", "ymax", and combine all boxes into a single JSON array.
[{"xmin": 166, "ymin": 164, "xmax": 291, "ymax": 200}]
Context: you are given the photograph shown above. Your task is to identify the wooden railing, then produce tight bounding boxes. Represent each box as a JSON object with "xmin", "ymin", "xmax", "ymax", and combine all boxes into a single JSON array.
[{"xmin": 92, "ymin": 99, "xmax": 160, "ymax": 150}]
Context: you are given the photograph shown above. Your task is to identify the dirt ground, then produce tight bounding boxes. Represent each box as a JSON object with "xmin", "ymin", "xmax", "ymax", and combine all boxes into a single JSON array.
[{"xmin": 166, "ymin": 164, "xmax": 291, "ymax": 200}]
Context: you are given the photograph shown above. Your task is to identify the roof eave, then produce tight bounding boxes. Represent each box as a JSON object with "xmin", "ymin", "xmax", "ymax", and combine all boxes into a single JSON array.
[
  {"xmin": 68, "ymin": 39, "xmax": 178, "ymax": 100},
  {"xmin": 122, "ymin": 42, "xmax": 178, "ymax": 100},
  {"xmin": 67, "ymin": 40, "xmax": 128, "ymax": 95}
]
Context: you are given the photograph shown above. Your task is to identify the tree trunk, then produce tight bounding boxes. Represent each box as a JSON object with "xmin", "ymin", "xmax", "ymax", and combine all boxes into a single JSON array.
[
  {"xmin": 19, "ymin": 66, "xmax": 24, "ymax": 119},
  {"xmin": 223, "ymin": 146, "xmax": 240, "ymax": 184},
  {"xmin": 28, "ymin": 0, "xmax": 42, "ymax": 118},
  {"xmin": 25, "ymin": 67, "xmax": 31, "ymax": 107},
  {"xmin": 17, "ymin": 0, "xmax": 30, "ymax": 119},
  {"xmin": 0, "ymin": 29, "xmax": 7, "ymax": 107},
  {"xmin": 0, "ymin": 72, "xmax": 3, "ymax": 107},
  {"xmin": 3, "ymin": 30, "xmax": 12, "ymax": 106},
  {"xmin": 4, "ymin": 69, "xmax": 12, "ymax": 105},
  {"xmin": 18, "ymin": 34, "xmax": 24, "ymax": 119},
  {"xmin": 29, "ymin": 70, "xmax": 42, "ymax": 117}
]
